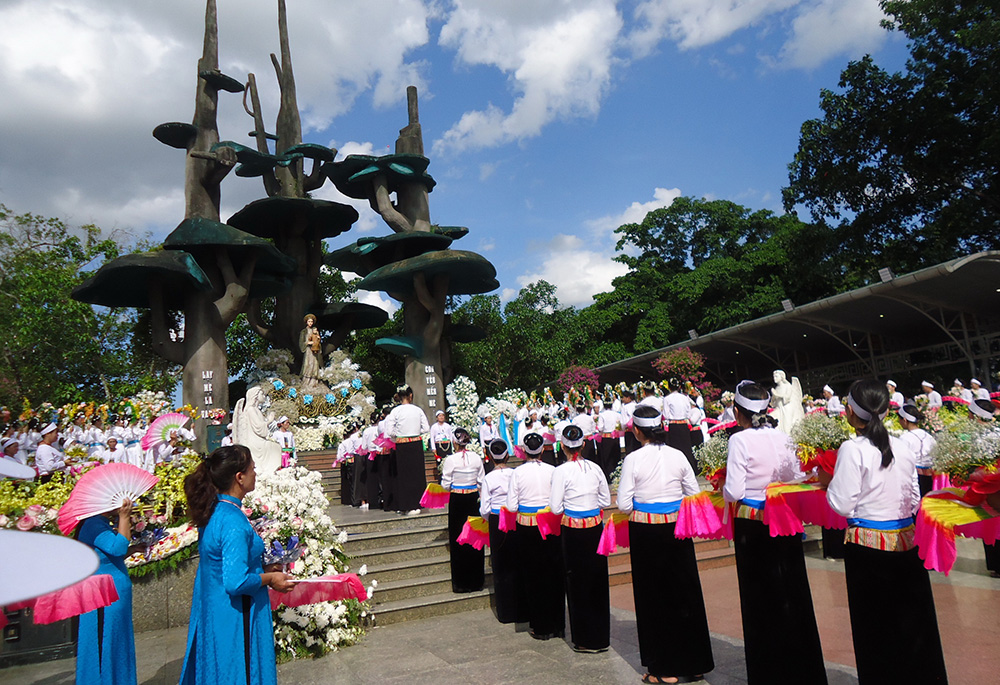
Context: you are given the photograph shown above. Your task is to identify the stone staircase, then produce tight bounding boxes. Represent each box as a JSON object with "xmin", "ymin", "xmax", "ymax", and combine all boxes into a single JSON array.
[{"xmin": 312, "ymin": 449, "xmax": 752, "ymax": 627}]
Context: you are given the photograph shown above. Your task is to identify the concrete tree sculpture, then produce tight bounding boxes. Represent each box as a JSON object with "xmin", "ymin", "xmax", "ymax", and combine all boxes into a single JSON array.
[
  {"xmin": 73, "ymin": 0, "xmax": 294, "ymax": 448},
  {"xmin": 324, "ymin": 87, "xmax": 498, "ymax": 416}
]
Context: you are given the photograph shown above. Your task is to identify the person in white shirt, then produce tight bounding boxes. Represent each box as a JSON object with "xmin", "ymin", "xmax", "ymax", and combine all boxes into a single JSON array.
[
  {"xmin": 271, "ymin": 416, "xmax": 295, "ymax": 469},
  {"xmin": 571, "ymin": 404, "xmax": 598, "ymax": 465},
  {"xmin": 35, "ymin": 423, "xmax": 66, "ymax": 479},
  {"xmin": 595, "ymin": 404, "xmax": 623, "ymax": 482},
  {"xmin": 100, "ymin": 437, "xmax": 127, "ymax": 464},
  {"xmin": 619, "ymin": 389, "xmax": 640, "ymax": 455},
  {"xmin": 886, "ymin": 380, "xmax": 904, "ymax": 408},
  {"xmin": 507, "ymin": 431, "xmax": 563, "ymax": 641},
  {"xmin": 65, "ymin": 413, "xmax": 87, "ymax": 450},
  {"xmin": 824, "ymin": 379, "xmax": 946, "ymax": 684},
  {"xmin": 220, "ymin": 423, "xmax": 234, "ymax": 448},
  {"xmin": 897, "ymin": 403, "xmax": 937, "ymax": 496},
  {"xmin": 549, "ymin": 409, "xmax": 571, "ymax": 467},
  {"xmin": 385, "ymin": 386, "xmax": 430, "ymax": 514},
  {"xmin": 824, "ymin": 384, "xmax": 844, "ymax": 416},
  {"xmin": 971, "ymin": 378, "xmax": 990, "ymax": 400},
  {"xmin": 954, "ymin": 378, "xmax": 974, "ymax": 404},
  {"xmin": 921, "ymin": 381, "xmax": 943, "ymax": 409},
  {"xmin": 156, "ymin": 431, "xmax": 182, "ymax": 465},
  {"xmin": 662, "ymin": 379, "xmax": 695, "ymax": 469},
  {"xmin": 441, "ymin": 427, "xmax": 486, "ymax": 593},
  {"xmin": 85, "ymin": 417, "xmax": 107, "ymax": 459},
  {"xmin": 478, "ymin": 414, "xmax": 500, "ymax": 453},
  {"xmin": 549, "ymin": 424, "xmax": 611, "ymax": 653},
  {"xmin": 724, "ymin": 380, "xmax": 826, "ymax": 685},
  {"xmin": 638, "ymin": 382, "xmax": 663, "ymax": 414},
  {"xmin": 619, "ymin": 404, "xmax": 713, "ymax": 682},
  {"xmin": 479, "ymin": 432, "xmax": 524, "ymax": 623},
  {"xmin": 429, "ymin": 410, "xmax": 455, "ymax": 464},
  {"xmin": 3, "ymin": 436, "xmax": 26, "ymax": 466}
]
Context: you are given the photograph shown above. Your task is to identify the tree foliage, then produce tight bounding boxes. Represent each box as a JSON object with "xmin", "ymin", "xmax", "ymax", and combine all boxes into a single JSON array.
[
  {"xmin": 0, "ymin": 205, "xmax": 179, "ymax": 408},
  {"xmin": 784, "ymin": 0, "xmax": 1000, "ymax": 276}
]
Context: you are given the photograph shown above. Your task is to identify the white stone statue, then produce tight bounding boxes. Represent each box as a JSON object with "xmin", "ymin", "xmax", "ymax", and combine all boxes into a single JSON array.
[
  {"xmin": 232, "ymin": 385, "xmax": 282, "ymax": 476},
  {"xmin": 771, "ymin": 370, "xmax": 805, "ymax": 435}
]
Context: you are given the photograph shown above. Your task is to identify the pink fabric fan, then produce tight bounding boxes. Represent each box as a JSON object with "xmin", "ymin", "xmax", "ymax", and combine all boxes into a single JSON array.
[
  {"xmin": 498, "ymin": 506, "xmax": 517, "ymax": 532},
  {"xmin": 57, "ymin": 463, "xmax": 159, "ymax": 535},
  {"xmin": 675, "ymin": 491, "xmax": 727, "ymax": 540},
  {"xmin": 269, "ymin": 573, "xmax": 367, "ymax": 610},
  {"xmin": 419, "ymin": 483, "xmax": 450, "ymax": 509},
  {"xmin": 140, "ymin": 412, "xmax": 190, "ymax": 451},
  {"xmin": 22, "ymin": 574, "xmax": 119, "ymax": 625},
  {"xmin": 457, "ymin": 517, "xmax": 490, "ymax": 550},
  {"xmin": 597, "ymin": 519, "xmax": 617, "ymax": 556},
  {"xmin": 536, "ymin": 511, "xmax": 562, "ymax": 539}
]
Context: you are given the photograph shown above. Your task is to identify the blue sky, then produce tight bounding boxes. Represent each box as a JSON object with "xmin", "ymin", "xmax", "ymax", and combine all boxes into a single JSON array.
[{"xmin": 0, "ymin": 1, "xmax": 910, "ymax": 311}]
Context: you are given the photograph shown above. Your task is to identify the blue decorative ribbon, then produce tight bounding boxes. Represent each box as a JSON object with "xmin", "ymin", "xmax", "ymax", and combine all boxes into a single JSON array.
[
  {"xmin": 518, "ymin": 504, "xmax": 543, "ymax": 514},
  {"xmin": 847, "ymin": 516, "xmax": 914, "ymax": 530},
  {"xmin": 564, "ymin": 508, "xmax": 601, "ymax": 518},
  {"xmin": 739, "ymin": 498, "xmax": 765, "ymax": 510},
  {"xmin": 633, "ymin": 500, "xmax": 682, "ymax": 514}
]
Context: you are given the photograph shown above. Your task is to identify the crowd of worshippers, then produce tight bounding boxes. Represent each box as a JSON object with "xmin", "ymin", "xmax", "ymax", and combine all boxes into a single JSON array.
[
  {"xmin": 0, "ymin": 412, "xmax": 195, "ymax": 478},
  {"xmin": 332, "ymin": 377, "xmax": 957, "ymax": 684}
]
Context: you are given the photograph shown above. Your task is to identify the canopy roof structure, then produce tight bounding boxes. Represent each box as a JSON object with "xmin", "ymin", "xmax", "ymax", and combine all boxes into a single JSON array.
[
  {"xmin": 357, "ymin": 250, "xmax": 499, "ymax": 297},
  {"xmin": 227, "ymin": 196, "xmax": 358, "ymax": 241},
  {"xmin": 596, "ymin": 252, "xmax": 1000, "ymax": 395}
]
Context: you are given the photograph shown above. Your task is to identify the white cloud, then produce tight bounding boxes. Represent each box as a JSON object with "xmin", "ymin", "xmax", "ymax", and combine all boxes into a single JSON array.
[
  {"xmin": 479, "ymin": 238, "xmax": 496, "ymax": 252},
  {"xmin": 434, "ymin": 0, "xmax": 622, "ymax": 154},
  {"xmin": 355, "ymin": 289, "xmax": 398, "ymax": 316},
  {"xmin": 479, "ymin": 162, "xmax": 498, "ymax": 181},
  {"xmin": 586, "ymin": 186, "xmax": 682, "ymax": 236},
  {"xmin": 775, "ymin": 0, "xmax": 887, "ymax": 69},
  {"xmin": 516, "ymin": 233, "xmax": 628, "ymax": 308},
  {"xmin": 501, "ymin": 287, "xmax": 517, "ymax": 301}
]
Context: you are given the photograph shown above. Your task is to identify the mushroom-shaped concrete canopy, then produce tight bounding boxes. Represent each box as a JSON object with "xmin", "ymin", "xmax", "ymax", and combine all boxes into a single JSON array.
[
  {"xmin": 448, "ymin": 323, "xmax": 488, "ymax": 344},
  {"xmin": 153, "ymin": 122, "xmax": 198, "ymax": 150},
  {"xmin": 227, "ymin": 197, "xmax": 358, "ymax": 242},
  {"xmin": 357, "ymin": 250, "xmax": 499, "ymax": 297},
  {"xmin": 324, "ymin": 232, "xmax": 452, "ymax": 276},
  {"xmin": 311, "ymin": 302, "xmax": 389, "ymax": 332},
  {"xmin": 199, "ymin": 69, "xmax": 245, "ymax": 93},
  {"xmin": 323, "ymin": 153, "xmax": 436, "ymax": 200},
  {"xmin": 163, "ymin": 217, "xmax": 297, "ymax": 277},
  {"xmin": 375, "ymin": 336, "xmax": 423, "ymax": 358},
  {"xmin": 71, "ymin": 250, "xmax": 212, "ymax": 310},
  {"xmin": 281, "ymin": 143, "xmax": 336, "ymax": 164},
  {"xmin": 431, "ymin": 226, "xmax": 469, "ymax": 241}
]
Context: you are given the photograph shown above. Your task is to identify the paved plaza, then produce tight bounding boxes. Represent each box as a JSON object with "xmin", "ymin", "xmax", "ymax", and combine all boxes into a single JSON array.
[{"xmin": 6, "ymin": 536, "xmax": 998, "ymax": 685}]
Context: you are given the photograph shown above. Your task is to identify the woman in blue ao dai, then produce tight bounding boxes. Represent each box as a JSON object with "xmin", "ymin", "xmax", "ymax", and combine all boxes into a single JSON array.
[
  {"xmin": 75, "ymin": 499, "xmax": 136, "ymax": 685},
  {"xmin": 180, "ymin": 445, "xmax": 296, "ymax": 685}
]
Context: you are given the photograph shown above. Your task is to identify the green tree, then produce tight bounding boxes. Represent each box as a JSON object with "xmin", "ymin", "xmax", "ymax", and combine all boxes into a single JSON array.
[
  {"xmin": 593, "ymin": 196, "xmax": 839, "ymax": 353},
  {"xmin": 784, "ymin": 0, "xmax": 1000, "ymax": 276},
  {"xmin": 0, "ymin": 205, "xmax": 179, "ymax": 408}
]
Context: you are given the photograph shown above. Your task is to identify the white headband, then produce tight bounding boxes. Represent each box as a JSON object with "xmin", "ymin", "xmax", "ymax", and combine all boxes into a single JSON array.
[
  {"xmin": 887, "ymin": 380, "xmax": 897, "ymax": 388},
  {"xmin": 277, "ymin": 416, "xmax": 289, "ymax": 424},
  {"xmin": 633, "ymin": 413, "xmax": 662, "ymax": 428},
  {"xmin": 734, "ymin": 380, "xmax": 770, "ymax": 414},
  {"xmin": 922, "ymin": 381, "xmax": 934, "ymax": 388},
  {"xmin": 971, "ymin": 378, "xmax": 982, "ymax": 386},
  {"xmin": 898, "ymin": 405, "xmax": 918, "ymax": 423},
  {"xmin": 2, "ymin": 437, "xmax": 18, "ymax": 450},
  {"xmin": 970, "ymin": 401, "xmax": 995, "ymax": 421},
  {"xmin": 954, "ymin": 378, "xmax": 963, "ymax": 386},
  {"xmin": 847, "ymin": 393, "xmax": 888, "ymax": 423},
  {"xmin": 41, "ymin": 423, "xmax": 57, "ymax": 436},
  {"xmin": 823, "ymin": 385, "xmax": 834, "ymax": 395},
  {"xmin": 560, "ymin": 433, "xmax": 584, "ymax": 449}
]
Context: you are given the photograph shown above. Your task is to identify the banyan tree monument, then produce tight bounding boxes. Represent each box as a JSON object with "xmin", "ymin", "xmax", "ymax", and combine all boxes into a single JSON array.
[{"xmin": 72, "ymin": 0, "xmax": 497, "ymax": 446}]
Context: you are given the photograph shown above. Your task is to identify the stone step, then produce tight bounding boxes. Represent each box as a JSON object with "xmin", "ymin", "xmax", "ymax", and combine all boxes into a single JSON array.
[
  {"xmin": 373, "ymin": 589, "xmax": 493, "ymax": 626},
  {"xmin": 340, "ymin": 509, "xmax": 448, "ymax": 535},
  {"xmin": 356, "ymin": 539, "xmax": 450, "ymax": 567},
  {"xmin": 374, "ymin": 570, "xmax": 494, "ymax": 604},
  {"xmin": 365, "ymin": 554, "xmax": 453, "ymax": 583},
  {"xmin": 344, "ymin": 524, "xmax": 448, "ymax": 553}
]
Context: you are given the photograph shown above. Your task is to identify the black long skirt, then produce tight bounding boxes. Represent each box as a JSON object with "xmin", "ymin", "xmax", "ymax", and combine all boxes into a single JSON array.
[
  {"xmin": 630, "ymin": 521, "xmax": 714, "ymax": 678},
  {"xmin": 623, "ymin": 432, "xmax": 641, "ymax": 456},
  {"xmin": 581, "ymin": 439, "xmax": 598, "ymax": 465},
  {"xmin": 690, "ymin": 427, "xmax": 704, "ymax": 449},
  {"xmin": 393, "ymin": 441, "xmax": 426, "ymax": 512},
  {"xmin": 448, "ymin": 492, "xmax": 485, "ymax": 592},
  {"xmin": 596, "ymin": 438, "xmax": 621, "ymax": 482},
  {"xmin": 562, "ymin": 525, "xmax": 610, "ymax": 650},
  {"xmin": 733, "ymin": 518, "xmax": 828, "ymax": 685},
  {"xmin": 843, "ymin": 543, "xmax": 947, "ymax": 683},
  {"xmin": 488, "ymin": 514, "xmax": 527, "ymax": 623},
  {"xmin": 351, "ymin": 457, "xmax": 366, "ymax": 505},
  {"xmin": 667, "ymin": 423, "xmax": 695, "ymax": 470},
  {"xmin": 985, "ymin": 541, "xmax": 1000, "ymax": 573},
  {"xmin": 821, "ymin": 526, "xmax": 846, "ymax": 559},
  {"xmin": 381, "ymin": 449, "xmax": 396, "ymax": 511},
  {"xmin": 366, "ymin": 454, "xmax": 383, "ymax": 508},
  {"xmin": 515, "ymin": 522, "xmax": 565, "ymax": 637},
  {"xmin": 340, "ymin": 461, "xmax": 354, "ymax": 505}
]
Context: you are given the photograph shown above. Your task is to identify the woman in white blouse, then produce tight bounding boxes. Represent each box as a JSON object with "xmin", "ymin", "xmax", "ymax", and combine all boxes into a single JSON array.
[
  {"xmin": 385, "ymin": 386, "xmax": 430, "ymax": 515},
  {"xmin": 619, "ymin": 404, "xmax": 713, "ymax": 683},
  {"xmin": 897, "ymin": 403, "xmax": 937, "ymax": 496},
  {"xmin": 440, "ymin": 428, "xmax": 485, "ymax": 593},
  {"xmin": 479, "ymin": 433, "xmax": 525, "ymax": 623},
  {"xmin": 549, "ymin": 424, "xmax": 611, "ymax": 653},
  {"xmin": 724, "ymin": 381, "xmax": 827, "ymax": 685},
  {"xmin": 825, "ymin": 379, "xmax": 946, "ymax": 684}
]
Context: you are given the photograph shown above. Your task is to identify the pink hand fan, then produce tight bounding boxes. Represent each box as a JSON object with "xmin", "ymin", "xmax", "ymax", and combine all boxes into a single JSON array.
[
  {"xmin": 57, "ymin": 463, "xmax": 159, "ymax": 535},
  {"xmin": 141, "ymin": 412, "xmax": 190, "ymax": 451}
]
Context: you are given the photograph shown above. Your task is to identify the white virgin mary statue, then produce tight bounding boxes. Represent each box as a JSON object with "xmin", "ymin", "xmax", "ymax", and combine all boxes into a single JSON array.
[
  {"xmin": 232, "ymin": 385, "xmax": 282, "ymax": 475},
  {"xmin": 771, "ymin": 370, "xmax": 805, "ymax": 435}
]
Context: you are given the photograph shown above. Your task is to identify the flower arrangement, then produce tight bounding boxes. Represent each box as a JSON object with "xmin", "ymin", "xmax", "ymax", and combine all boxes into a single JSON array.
[
  {"xmin": 556, "ymin": 364, "xmax": 598, "ymax": 395},
  {"xmin": 930, "ymin": 420, "xmax": 1000, "ymax": 485},
  {"xmin": 695, "ymin": 432, "xmax": 729, "ymax": 489},
  {"xmin": 789, "ymin": 411, "xmax": 851, "ymax": 473},
  {"xmin": 446, "ymin": 375, "xmax": 480, "ymax": 436},
  {"xmin": 246, "ymin": 466, "xmax": 371, "ymax": 659},
  {"xmin": 651, "ymin": 346, "xmax": 719, "ymax": 402}
]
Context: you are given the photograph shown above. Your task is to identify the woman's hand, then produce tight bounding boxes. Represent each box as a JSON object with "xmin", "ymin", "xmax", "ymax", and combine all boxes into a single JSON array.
[
  {"xmin": 263, "ymin": 563, "xmax": 282, "ymax": 573},
  {"xmin": 816, "ymin": 469, "xmax": 833, "ymax": 488},
  {"xmin": 117, "ymin": 498, "xmax": 133, "ymax": 539},
  {"xmin": 264, "ymin": 572, "xmax": 297, "ymax": 593},
  {"xmin": 118, "ymin": 499, "xmax": 134, "ymax": 520}
]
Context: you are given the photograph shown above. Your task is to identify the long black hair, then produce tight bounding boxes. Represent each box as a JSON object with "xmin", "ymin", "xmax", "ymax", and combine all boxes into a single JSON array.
[
  {"xmin": 183, "ymin": 444, "xmax": 253, "ymax": 527},
  {"xmin": 632, "ymin": 405, "xmax": 668, "ymax": 445},
  {"xmin": 733, "ymin": 382, "xmax": 777, "ymax": 429},
  {"xmin": 848, "ymin": 379, "xmax": 893, "ymax": 468}
]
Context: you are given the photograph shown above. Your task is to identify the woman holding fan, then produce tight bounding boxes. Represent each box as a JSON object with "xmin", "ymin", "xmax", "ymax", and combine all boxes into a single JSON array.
[
  {"xmin": 440, "ymin": 428, "xmax": 486, "ymax": 592},
  {"xmin": 180, "ymin": 445, "xmax": 295, "ymax": 685}
]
